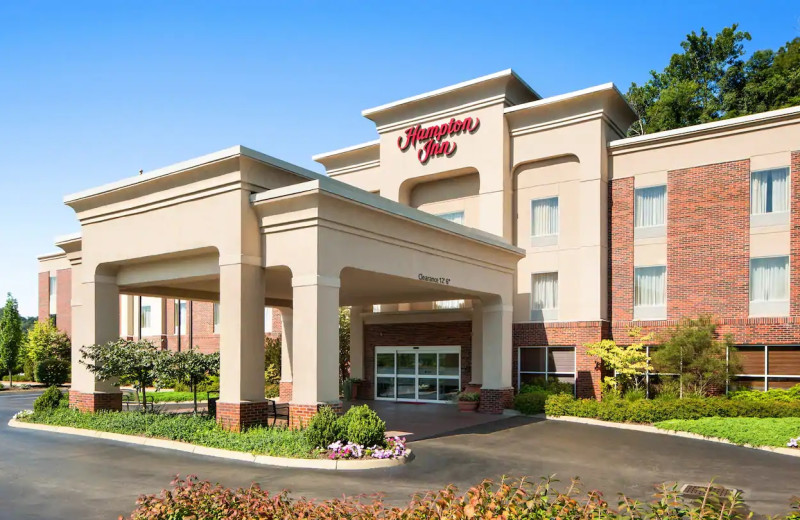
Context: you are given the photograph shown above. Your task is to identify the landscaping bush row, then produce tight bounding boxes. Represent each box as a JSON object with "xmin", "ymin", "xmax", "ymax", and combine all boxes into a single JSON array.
[
  {"xmin": 306, "ymin": 405, "xmax": 386, "ymax": 449},
  {"xmin": 125, "ymin": 475, "xmax": 800, "ymax": 520},
  {"xmin": 544, "ymin": 393, "xmax": 800, "ymax": 423}
]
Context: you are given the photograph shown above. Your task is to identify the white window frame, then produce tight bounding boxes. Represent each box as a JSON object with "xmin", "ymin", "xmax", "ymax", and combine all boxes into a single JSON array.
[
  {"xmin": 174, "ymin": 300, "xmax": 187, "ymax": 335},
  {"xmin": 633, "ymin": 265, "xmax": 667, "ymax": 320},
  {"xmin": 749, "ymin": 255, "xmax": 790, "ymax": 317},
  {"xmin": 436, "ymin": 211, "xmax": 465, "ymax": 225},
  {"xmin": 48, "ymin": 275, "xmax": 57, "ymax": 315},
  {"xmin": 213, "ymin": 302, "xmax": 220, "ymax": 334},
  {"xmin": 530, "ymin": 271, "xmax": 558, "ymax": 322},
  {"xmin": 750, "ymin": 167, "xmax": 790, "ymax": 227},
  {"xmin": 517, "ymin": 345, "xmax": 576, "ymax": 396},
  {"xmin": 733, "ymin": 345, "xmax": 800, "ymax": 391},
  {"xmin": 530, "ymin": 196, "xmax": 559, "ymax": 246},
  {"xmin": 634, "ymin": 185, "xmax": 667, "ymax": 239}
]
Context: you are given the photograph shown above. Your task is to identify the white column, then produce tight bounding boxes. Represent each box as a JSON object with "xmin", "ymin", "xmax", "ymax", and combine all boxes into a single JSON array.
[
  {"xmin": 278, "ymin": 306, "xmax": 293, "ymax": 384},
  {"xmin": 71, "ymin": 273, "xmax": 120, "ymax": 394},
  {"xmin": 470, "ymin": 299, "xmax": 483, "ymax": 385},
  {"xmin": 481, "ymin": 298, "xmax": 513, "ymax": 389},
  {"xmin": 218, "ymin": 262, "xmax": 266, "ymax": 403},
  {"xmin": 291, "ymin": 274, "xmax": 340, "ymax": 405},
  {"xmin": 349, "ymin": 306, "xmax": 364, "ymax": 379}
]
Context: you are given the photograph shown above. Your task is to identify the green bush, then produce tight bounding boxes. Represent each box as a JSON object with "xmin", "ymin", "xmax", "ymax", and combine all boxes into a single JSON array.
[
  {"xmin": 514, "ymin": 391, "xmax": 548, "ymax": 415},
  {"xmin": 729, "ymin": 385, "xmax": 800, "ymax": 402},
  {"xmin": 519, "ymin": 377, "xmax": 574, "ymax": 395},
  {"xmin": 34, "ymin": 358, "xmax": 70, "ymax": 386},
  {"xmin": 305, "ymin": 406, "xmax": 343, "ymax": 448},
  {"xmin": 265, "ymin": 383, "xmax": 279, "ymax": 399},
  {"xmin": 545, "ymin": 393, "xmax": 800, "ymax": 423},
  {"xmin": 33, "ymin": 385, "xmax": 64, "ymax": 413},
  {"xmin": 340, "ymin": 405, "xmax": 386, "ymax": 447},
  {"xmin": 624, "ymin": 388, "xmax": 646, "ymax": 402}
]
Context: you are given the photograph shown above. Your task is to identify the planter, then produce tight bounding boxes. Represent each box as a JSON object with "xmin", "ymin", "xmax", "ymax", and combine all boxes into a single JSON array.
[
  {"xmin": 351, "ymin": 382, "xmax": 360, "ymax": 400},
  {"xmin": 458, "ymin": 400, "xmax": 479, "ymax": 412}
]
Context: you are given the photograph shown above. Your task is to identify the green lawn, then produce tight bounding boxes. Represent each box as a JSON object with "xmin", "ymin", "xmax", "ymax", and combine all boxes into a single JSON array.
[
  {"xmin": 126, "ymin": 391, "xmax": 207, "ymax": 403},
  {"xmin": 20, "ymin": 408, "xmax": 315, "ymax": 458},
  {"xmin": 655, "ymin": 417, "xmax": 800, "ymax": 447}
]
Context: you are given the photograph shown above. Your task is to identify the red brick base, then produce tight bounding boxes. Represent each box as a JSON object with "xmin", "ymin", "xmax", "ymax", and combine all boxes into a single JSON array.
[
  {"xmin": 69, "ymin": 391, "xmax": 123, "ymax": 413},
  {"xmin": 279, "ymin": 382, "xmax": 293, "ymax": 402},
  {"xmin": 478, "ymin": 388, "xmax": 513, "ymax": 414},
  {"xmin": 288, "ymin": 402, "xmax": 343, "ymax": 429},
  {"xmin": 216, "ymin": 401, "xmax": 271, "ymax": 432}
]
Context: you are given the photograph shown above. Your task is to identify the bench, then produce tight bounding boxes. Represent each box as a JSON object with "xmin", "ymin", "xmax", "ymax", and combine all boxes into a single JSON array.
[
  {"xmin": 206, "ymin": 392, "xmax": 289, "ymax": 427},
  {"xmin": 122, "ymin": 389, "xmax": 154, "ymax": 412}
]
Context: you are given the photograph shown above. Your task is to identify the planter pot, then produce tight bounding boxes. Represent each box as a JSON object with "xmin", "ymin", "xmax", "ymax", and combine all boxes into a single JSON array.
[
  {"xmin": 458, "ymin": 400, "xmax": 479, "ymax": 412},
  {"xmin": 351, "ymin": 382, "xmax": 360, "ymax": 400}
]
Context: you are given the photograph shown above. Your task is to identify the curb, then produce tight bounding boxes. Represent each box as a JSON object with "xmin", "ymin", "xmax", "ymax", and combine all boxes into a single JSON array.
[
  {"xmin": 546, "ymin": 415, "xmax": 800, "ymax": 458},
  {"xmin": 7, "ymin": 419, "xmax": 413, "ymax": 470}
]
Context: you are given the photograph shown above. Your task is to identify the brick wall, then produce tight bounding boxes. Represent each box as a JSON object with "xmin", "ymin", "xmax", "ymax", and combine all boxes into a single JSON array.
[
  {"xmin": 55, "ymin": 269, "xmax": 72, "ymax": 337},
  {"xmin": 667, "ymin": 159, "xmax": 751, "ymax": 318},
  {"xmin": 513, "ymin": 322, "xmax": 606, "ymax": 399},
  {"xmin": 37, "ymin": 272, "xmax": 49, "ymax": 323},
  {"xmin": 791, "ymin": 151, "xmax": 800, "ymax": 317},
  {"xmin": 609, "ymin": 177, "xmax": 634, "ymax": 321},
  {"xmin": 191, "ymin": 301, "xmax": 219, "ymax": 353},
  {"xmin": 363, "ymin": 321, "xmax": 472, "ymax": 399}
]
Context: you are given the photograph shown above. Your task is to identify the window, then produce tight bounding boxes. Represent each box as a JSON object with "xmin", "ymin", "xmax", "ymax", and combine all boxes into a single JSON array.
[
  {"xmin": 48, "ymin": 275, "xmax": 57, "ymax": 314},
  {"xmin": 213, "ymin": 303, "xmax": 220, "ymax": 334},
  {"xmin": 635, "ymin": 185, "xmax": 666, "ymax": 230},
  {"xmin": 174, "ymin": 300, "xmax": 187, "ymax": 334},
  {"xmin": 634, "ymin": 266, "xmax": 666, "ymax": 320},
  {"xmin": 140, "ymin": 304, "xmax": 152, "ymax": 329},
  {"xmin": 530, "ymin": 272, "xmax": 558, "ymax": 321},
  {"xmin": 372, "ymin": 304, "xmax": 382, "ymax": 313},
  {"xmin": 436, "ymin": 211, "xmax": 464, "ymax": 225},
  {"xmin": 733, "ymin": 345, "xmax": 800, "ymax": 391},
  {"xmin": 531, "ymin": 197, "xmax": 558, "ymax": 245},
  {"xmin": 434, "ymin": 300, "xmax": 465, "ymax": 310},
  {"xmin": 750, "ymin": 256, "xmax": 789, "ymax": 316},
  {"xmin": 518, "ymin": 346, "xmax": 575, "ymax": 392},
  {"xmin": 265, "ymin": 307, "xmax": 273, "ymax": 333},
  {"xmin": 751, "ymin": 168, "xmax": 789, "ymax": 215}
]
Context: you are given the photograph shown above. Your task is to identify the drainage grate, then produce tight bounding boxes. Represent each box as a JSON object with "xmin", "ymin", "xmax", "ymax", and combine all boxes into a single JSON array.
[{"xmin": 681, "ymin": 484, "xmax": 740, "ymax": 499}]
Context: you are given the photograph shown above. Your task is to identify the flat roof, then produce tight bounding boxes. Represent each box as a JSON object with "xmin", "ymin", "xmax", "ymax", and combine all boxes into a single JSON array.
[
  {"xmin": 504, "ymin": 82, "xmax": 633, "ymax": 115},
  {"xmin": 64, "ymin": 145, "xmax": 327, "ymax": 204},
  {"xmin": 312, "ymin": 139, "xmax": 380, "ymax": 162},
  {"xmin": 251, "ymin": 176, "xmax": 524, "ymax": 255},
  {"xmin": 361, "ymin": 69, "xmax": 540, "ymax": 118},
  {"xmin": 609, "ymin": 105, "xmax": 800, "ymax": 149}
]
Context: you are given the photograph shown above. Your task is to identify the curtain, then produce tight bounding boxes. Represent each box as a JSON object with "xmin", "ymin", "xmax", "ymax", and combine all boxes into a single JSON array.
[
  {"xmin": 635, "ymin": 185, "xmax": 666, "ymax": 228},
  {"xmin": 532, "ymin": 272, "xmax": 558, "ymax": 310},
  {"xmin": 750, "ymin": 257, "xmax": 789, "ymax": 301},
  {"xmin": 752, "ymin": 168, "xmax": 789, "ymax": 214},
  {"xmin": 531, "ymin": 197, "xmax": 559, "ymax": 237},
  {"xmin": 634, "ymin": 266, "xmax": 666, "ymax": 307}
]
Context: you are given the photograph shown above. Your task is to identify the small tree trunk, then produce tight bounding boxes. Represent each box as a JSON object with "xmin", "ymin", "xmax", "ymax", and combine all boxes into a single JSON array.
[
  {"xmin": 8, "ymin": 369, "xmax": 12, "ymax": 389},
  {"xmin": 192, "ymin": 376, "xmax": 198, "ymax": 414},
  {"xmin": 141, "ymin": 383, "xmax": 147, "ymax": 413}
]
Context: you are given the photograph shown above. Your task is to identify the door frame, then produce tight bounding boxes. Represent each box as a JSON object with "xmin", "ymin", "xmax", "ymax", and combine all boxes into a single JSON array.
[{"xmin": 374, "ymin": 345, "xmax": 461, "ymax": 403}]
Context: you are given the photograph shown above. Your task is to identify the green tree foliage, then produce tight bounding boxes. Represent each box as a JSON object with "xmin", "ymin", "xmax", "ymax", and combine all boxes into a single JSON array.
[
  {"xmin": 626, "ymin": 25, "xmax": 800, "ymax": 135},
  {"xmin": 80, "ymin": 339, "xmax": 164, "ymax": 410},
  {"xmin": 586, "ymin": 328, "xmax": 652, "ymax": 395},
  {"xmin": 0, "ymin": 294, "xmax": 23, "ymax": 387},
  {"xmin": 25, "ymin": 319, "xmax": 70, "ymax": 366},
  {"xmin": 264, "ymin": 335, "xmax": 281, "ymax": 385},
  {"xmin": 339, "ymin": 307, "xmax": 350, "ymax": 384},
  {"xmin": 651, "ymin": 316, "xmax": 740, "ymax": 398},
  {"xmin": 161, "ymin": 349, "xmax": 220, "ymax": 413},
  {"xmin": 34, "ymin": 358, "xmax": 70, "ymax": 386}
]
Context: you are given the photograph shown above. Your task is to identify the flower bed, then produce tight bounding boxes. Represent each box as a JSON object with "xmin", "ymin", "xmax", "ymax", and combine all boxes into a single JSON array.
[{"xmin": 327, "ymin": 436, "xmax": 408, "ymax": 460}]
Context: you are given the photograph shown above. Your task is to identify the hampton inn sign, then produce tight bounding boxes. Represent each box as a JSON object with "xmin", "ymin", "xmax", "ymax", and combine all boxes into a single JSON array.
[{"xmin": 397, "ymin": 116, "xmax": 480, "ymax": 164}]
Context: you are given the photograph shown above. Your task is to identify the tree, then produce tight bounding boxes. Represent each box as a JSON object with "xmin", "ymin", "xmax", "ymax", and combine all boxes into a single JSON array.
[
  {"xmin": 625, "ymin": 25, "xmax": 800, "ymax": 135},
  {"xmin": 162, "ymin": 349, "xmax": 219, "ymax": 413},
  {"xmin": 339, "ymin": 307, "xmax": 351, "ymax": 384},
  {"xmin": 0, "ymin": 294, "xmax": 23, "ymax": 387},
  {"xmin": 651, "ymin": 316, "xmax": 740, "ymax": 398},
  {"xmin": 586, "ymin": 328, "xmax": 653, "ymax": 395},
  {"xmin": 24, "ymin": 319, "xmax": 71, "ymax": 380},
  {"xmin": 80, "ymin": 339, "xmax": 164, "ymax": 411}
]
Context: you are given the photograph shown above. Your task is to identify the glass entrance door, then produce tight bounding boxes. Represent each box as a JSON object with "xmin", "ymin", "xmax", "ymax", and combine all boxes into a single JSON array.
[{"xmin": 374, "ymin": 347, "xmax": 460, "ymax": 403}]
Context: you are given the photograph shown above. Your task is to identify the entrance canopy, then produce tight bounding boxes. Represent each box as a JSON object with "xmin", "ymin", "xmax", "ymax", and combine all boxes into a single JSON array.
[{"xmin": 60, "ymin": 146, "xmax": 524, "ymax": 428}]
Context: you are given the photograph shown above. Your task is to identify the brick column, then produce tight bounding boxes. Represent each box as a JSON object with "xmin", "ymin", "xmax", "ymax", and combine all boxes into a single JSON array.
[
  {"xmin": 791, "ymin": 151, "xmax": 800, "ymax": 316},
  {"xmin": 478, "ymin": 388, "xmax": 513, "ymax": 414},
  {"xmin": 217, "ymin": 401, "xmax": 272, "ymax": 432},
  {"xmin": 478, "ymin": 298, "xmax": 513, "ymax": 413},
  {"xmin": 279, "ymin": 382, "xmax": 293, "ymax": 402},
  {"xmin": 289, "ymin": 402, "xmax": 342, "ymax": 429},
  {"xmin": 69, "ymin": 391, "xmax": 123, "ymax": 413}
]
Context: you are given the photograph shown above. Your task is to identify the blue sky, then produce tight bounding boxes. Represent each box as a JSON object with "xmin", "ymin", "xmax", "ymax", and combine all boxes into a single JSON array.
[{"xmin": 1, "ymin": 2, "xmax": 798, "ymax": 315}]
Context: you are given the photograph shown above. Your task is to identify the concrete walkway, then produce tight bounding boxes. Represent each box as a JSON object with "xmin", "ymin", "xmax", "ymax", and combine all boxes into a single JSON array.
[{"xmin": 1, "ymin": 393, "xmax": 798, "ymax": 519}]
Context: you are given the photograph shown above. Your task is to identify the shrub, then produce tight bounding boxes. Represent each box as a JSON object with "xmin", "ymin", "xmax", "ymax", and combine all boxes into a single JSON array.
[
  {"xmin": 35, "ymin": 358, "xmax": 69, "ymax": 386},
  {"xmin": 457, "ymin": 391, "xmax": 480, "ymax": 402},
  {"xmin": 34, "ymin": 385, "xmax": 64, "ymax": 413},
  {"xmin": 265, "ymin": 383, "xmax": 279, "ymax": 398},
  {"xmin": 305, "ymin": 406, "xmax": 343, "ymax": 448},
  {"xmin": 624, "ymin": 388, "xmax": 646, "ymax": 402},
  {"xmin": 545, "ymin": 393, "xmax": 800, "ymax": 423},
  {"xmin": 124, "ymin": 475, "xmax": 789, "ymax": 520},
  {"xmin": 340, "ymin": 404, "xmax": 386, "ymax": 447},
  {"xmin": 519, "ymin": 377, "xmax": 574, "ymax": 395},
  {"xmin": 513, "ymin": 391, "xmax": 548, "ymax": 415},
  {"xmin": 730, "ymin": 385, "xmax": 800, "ymax": 402}
]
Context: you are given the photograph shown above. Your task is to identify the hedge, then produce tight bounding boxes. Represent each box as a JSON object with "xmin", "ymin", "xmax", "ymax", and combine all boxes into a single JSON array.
[
  {"xmin": 126, "ymin": 475, "xmax": 800, "ymax": 519},
  {"xmin": 545, "ymin": 393, "xmax": 800, "ymax": 424}
]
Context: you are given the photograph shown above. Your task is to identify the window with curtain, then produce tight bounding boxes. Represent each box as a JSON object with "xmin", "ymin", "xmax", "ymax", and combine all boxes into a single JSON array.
[
  {"xmin": 141, "ymin": 304, "xmax": 152, "ymax": 330},
  {"xmin": 436, "ymin": 211, "xmax": 464, "ymax": 225},
  {"xmin": 635, "ymin": 185, "xmax": 666, "ymax": 228},
  {"xmin": 48, "ymin": 275, "xmax": 57, "ymax": 314},
  {"xmin": 634, "ymin": 266, "xmax": 666, "ymax": 307},
  {"xmin": 265, "ymin": 307, "xmax": 273, "ymax": 333},
  {"xmin": 531, "ymin": 197, "xmax": 559, "ymax": 238},
  {"xmin": 531, "ymin": 272, "xmax": 558, "ymax": 320},
  {"xmin": 213, "ymin": 303, "xmax": 220, "ymax": 334},
  {"xmin": 750, "ymin": 257, "xmax": 789, "ymax": 302},
  {"xmin": 751, "ymin": 168, "xmax": 789, "ymax": 215},
  {"xmin": 174, "ymin": 300, "xmax": 187, "ymax": 334}
]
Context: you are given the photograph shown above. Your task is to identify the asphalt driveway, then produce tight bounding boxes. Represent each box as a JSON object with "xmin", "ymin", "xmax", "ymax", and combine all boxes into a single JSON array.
[{"xmin": 0, "ymin": 392, "xmax": 797, "ymax": 519}]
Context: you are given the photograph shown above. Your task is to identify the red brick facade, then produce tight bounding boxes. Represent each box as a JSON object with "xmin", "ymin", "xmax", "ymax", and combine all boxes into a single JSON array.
[
  {"xmin": 37, "ymin": 269, "xmax": 72, "ymax": 336},
  {"xmin": 791, "ymin": 151, "xmax": 800, "ymax": 317},
  {"xmin": 478, "ymin": 388, "xmax": 513, "ymax": 413},
  {"xmin": 69, "ymin": 391, "xmax": 123, "ymax": 413},
  {"xmin": 216, "ymin": 401, "xmax": 273, "ymax": 432},
  {"xmin": 609, "ymin": 177, "xmax": 634, "ymax": 321},
  {"xmin": 363, "ymin": 321, "xmax": 472, "ymax": 399},
  {"xmin": 37, "ymin": 272, "xmax": 49, "ymax": 324},
  {"xmin": 279, "ymin": 381, "xmax": 293, "ymax": 402}
]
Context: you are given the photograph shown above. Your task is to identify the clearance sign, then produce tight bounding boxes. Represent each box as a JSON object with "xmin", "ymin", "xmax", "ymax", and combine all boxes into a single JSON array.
[{"xmin": 397, "ymin": 116, "xmax": 480, "ymax": 164}]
